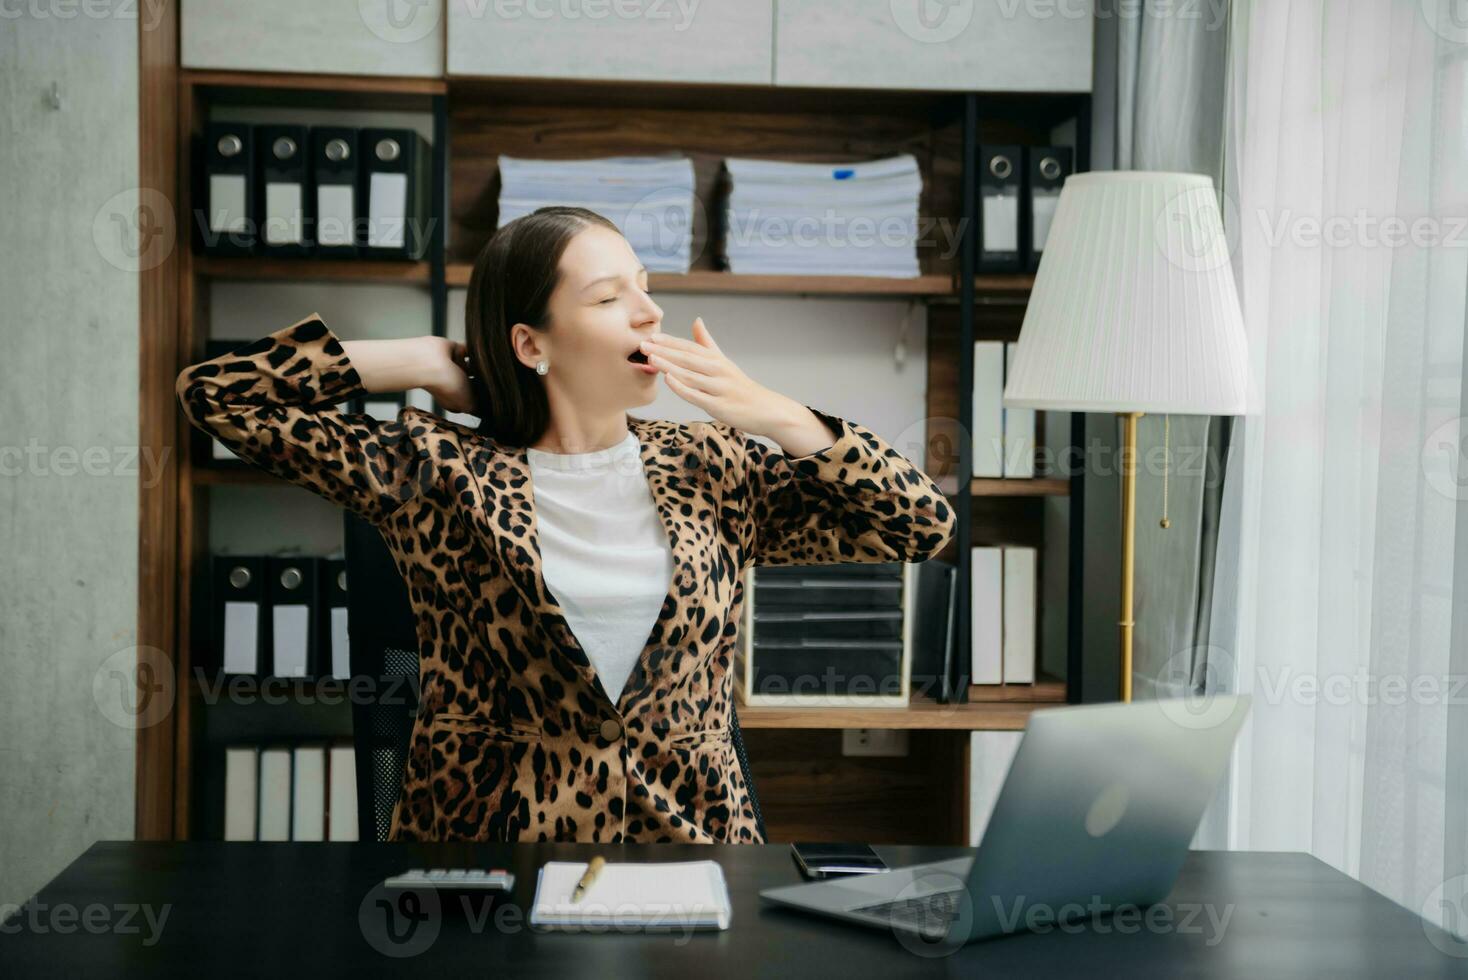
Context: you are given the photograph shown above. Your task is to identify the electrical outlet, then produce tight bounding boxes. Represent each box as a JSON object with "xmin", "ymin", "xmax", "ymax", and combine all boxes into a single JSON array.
[{"xmin": 842, "ymin": 728, "xmax": 909, "ymax": 757}]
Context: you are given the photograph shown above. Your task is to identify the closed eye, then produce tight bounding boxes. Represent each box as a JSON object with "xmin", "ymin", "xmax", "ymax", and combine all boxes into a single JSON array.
[{"xmin": 598, "ymin": 296, "xmax": 616, "ymax": 304}]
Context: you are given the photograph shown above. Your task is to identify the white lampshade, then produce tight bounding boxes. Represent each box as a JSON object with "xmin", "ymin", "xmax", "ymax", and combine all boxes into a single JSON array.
[{"xmin": 1003, "ymin": 171, "xmax": 1249, "ymax": 416}]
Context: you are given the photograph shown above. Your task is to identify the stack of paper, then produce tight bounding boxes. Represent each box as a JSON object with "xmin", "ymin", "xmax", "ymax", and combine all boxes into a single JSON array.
[
  {"xmin": 530, "ymin": 859, "xmax": 731, "ymax": 931},
  {"xmin": 497, "ymin": 155, "xmax": 696, "ymax": 273},
  {"xmin": 720, "ymin": 154, "xmax": 923, "ymax": 277}
]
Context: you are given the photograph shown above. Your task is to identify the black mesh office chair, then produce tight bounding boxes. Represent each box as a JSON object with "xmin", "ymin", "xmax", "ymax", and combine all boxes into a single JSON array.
[{"xmin": 343, "ymin": 510, "xmax": 766, "ymax": 842}]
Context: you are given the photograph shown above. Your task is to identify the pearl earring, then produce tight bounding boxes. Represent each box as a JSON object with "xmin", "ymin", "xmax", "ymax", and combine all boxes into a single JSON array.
[{"xmin": 535, "ymin": 360, "xmax": 548, "ymax": 376}]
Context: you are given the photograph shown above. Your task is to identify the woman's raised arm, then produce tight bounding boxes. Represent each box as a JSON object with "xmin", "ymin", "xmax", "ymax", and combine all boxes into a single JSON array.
[{"xmin": 174, "ymin": 312, "xmax": 470, "ymax": 525}]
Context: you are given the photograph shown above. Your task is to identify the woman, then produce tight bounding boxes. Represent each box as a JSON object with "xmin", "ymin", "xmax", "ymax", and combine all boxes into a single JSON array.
[{"xmin": 176, "ymin": 206, "xmax": 956, "ymax": 845}]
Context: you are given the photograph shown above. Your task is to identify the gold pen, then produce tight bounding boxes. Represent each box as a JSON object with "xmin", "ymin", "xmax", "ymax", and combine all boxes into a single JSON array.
[{"xmin": 571, "ymin": 855, "xmax": 605, "ymax": 903}]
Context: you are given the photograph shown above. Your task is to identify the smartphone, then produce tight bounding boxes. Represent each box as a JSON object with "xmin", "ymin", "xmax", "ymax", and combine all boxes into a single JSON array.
[{"xmin": 790, "ymin": 842, "xmax": 889, "ymax": 880}]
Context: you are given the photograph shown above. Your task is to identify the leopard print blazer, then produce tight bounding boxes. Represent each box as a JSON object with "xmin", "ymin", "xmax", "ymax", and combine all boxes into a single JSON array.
[{"xmin": 176, "ymin": 313, "xmax": 956, "ymax": 844}]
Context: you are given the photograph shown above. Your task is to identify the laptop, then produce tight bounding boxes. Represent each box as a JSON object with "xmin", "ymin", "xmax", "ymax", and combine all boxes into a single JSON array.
[{"xmin": 759, "ymin": 694, "xmax": 1251, "ymax": 948}]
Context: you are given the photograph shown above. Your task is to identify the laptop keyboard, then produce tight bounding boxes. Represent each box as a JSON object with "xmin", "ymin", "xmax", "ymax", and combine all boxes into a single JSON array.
[{"xmin": 851, "ymin": 889, "xmax": 964, "ymax": 936}]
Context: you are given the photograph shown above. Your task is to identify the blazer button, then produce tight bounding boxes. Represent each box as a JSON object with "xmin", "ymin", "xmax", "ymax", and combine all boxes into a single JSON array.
[{"xmin": 600, "ymin": 718, "xmax": 622, "ymax": 741}]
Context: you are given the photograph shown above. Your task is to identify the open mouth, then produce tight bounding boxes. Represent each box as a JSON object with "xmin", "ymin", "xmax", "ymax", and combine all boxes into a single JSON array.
[{"xmin": 627, "ymin": 349, "xmax": 650, "ymax": 365}]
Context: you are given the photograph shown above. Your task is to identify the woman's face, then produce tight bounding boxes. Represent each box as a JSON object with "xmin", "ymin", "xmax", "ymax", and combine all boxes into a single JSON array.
[{"xmin": 513, "ymin": 224, "xmax": 664, "ymax": 417}]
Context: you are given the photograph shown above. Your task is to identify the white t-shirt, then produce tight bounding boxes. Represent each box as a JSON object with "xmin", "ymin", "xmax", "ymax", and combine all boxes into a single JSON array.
[{"xmin": 526, "ymin": 430, "xmax": 675, "ymax": 704}]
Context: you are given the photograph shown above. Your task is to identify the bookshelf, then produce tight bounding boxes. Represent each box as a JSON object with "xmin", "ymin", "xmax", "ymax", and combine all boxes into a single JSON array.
[{"xmin": 138, "ymin": 61, "xmax": 1091, "ymax": 846}]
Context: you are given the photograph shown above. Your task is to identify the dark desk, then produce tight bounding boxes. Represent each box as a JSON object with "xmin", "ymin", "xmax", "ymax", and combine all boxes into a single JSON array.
[{"xmin": 4, "ymin": 842, "xmax": 1466, "ymax": 977}]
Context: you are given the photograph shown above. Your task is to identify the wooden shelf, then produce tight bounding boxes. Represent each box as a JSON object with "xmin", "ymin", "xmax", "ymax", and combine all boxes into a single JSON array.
[
  {"xmin": 934, "ymin": 476, "xmax": 1070, "ymax": 498},
  {"xmin": 182, "ymin": 68, "xmax": 445, "ymax": 111},
  {"xmin": 969, "ymin": 477, "xmax": 1070, "ymax": 497},
  {"xmin": 448, "ymin": 264, "xmax": 959, "ymax": 296},
  {"xmin": 966, "ymin": 674, "xmax": 1067, "ymax": 703},
  {"xmin": 973, "ymin": 274, "xmax": 1035, "ymax": 293},
  {"xmin": 193, "ymin": 466, "xmax": 284, "ymax": 487},
  {"xmin": 187, "ymin": 260, "xmax": 1033, "ymax": 297},
  {"xmin": 736, "ymin": 694, "xmax": 1055, "ymax": 731},
  {"xmin": 198, "ymin": 256, "xmax": 431, "ymax": 286}
]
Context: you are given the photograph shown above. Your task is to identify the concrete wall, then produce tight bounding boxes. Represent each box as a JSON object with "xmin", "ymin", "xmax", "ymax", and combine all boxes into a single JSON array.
[{"xmin": 0, "ymin": 13, "xmax": 140, "ymax": 910}]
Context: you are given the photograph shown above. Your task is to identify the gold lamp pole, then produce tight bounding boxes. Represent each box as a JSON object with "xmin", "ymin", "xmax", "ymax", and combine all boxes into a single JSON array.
[{"xmin": 1118, "ymin": 412, "xmax": 1142, "ymax": 702}]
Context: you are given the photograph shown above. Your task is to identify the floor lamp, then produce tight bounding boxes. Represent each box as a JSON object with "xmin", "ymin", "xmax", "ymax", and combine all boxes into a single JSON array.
[{"xmin": 1002, "ymin": 172, "xmax": 1250, "ymax": 702}]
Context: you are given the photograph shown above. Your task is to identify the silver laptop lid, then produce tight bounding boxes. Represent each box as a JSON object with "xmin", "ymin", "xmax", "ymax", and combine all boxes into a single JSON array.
[{"xmin": 948, "ymin": 694, "xmax": 1252, "ymax": 944}]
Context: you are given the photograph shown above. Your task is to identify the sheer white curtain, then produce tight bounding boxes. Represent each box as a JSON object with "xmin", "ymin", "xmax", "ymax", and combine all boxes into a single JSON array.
[{"xmin": 1210, "ymin": 0, "xmax": 1468, "ymax": 932}]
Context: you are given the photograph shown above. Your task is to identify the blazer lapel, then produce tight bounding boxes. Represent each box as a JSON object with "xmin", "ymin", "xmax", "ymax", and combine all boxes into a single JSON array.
[{"xmin": 465, "ymin": 419, "xmax": 701, "ymax": 716}]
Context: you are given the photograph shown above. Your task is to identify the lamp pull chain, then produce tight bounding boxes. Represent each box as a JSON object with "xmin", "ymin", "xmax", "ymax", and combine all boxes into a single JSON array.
[{"xmin": 1160, "ymin": 415, "xmax": 1172, "ymax": 529}]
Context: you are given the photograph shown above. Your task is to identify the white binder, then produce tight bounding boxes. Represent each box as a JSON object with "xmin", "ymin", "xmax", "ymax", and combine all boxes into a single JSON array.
[
  {"xmin": 1002, "ymin": 546, "xmax": 1037, "ymax": 684},
  {"xmin": 972, "ymin": 342, "xmax": 1005, "ymax": 478}
]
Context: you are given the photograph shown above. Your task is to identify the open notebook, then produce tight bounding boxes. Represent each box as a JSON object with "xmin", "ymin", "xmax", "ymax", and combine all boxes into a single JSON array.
[{"xmin": 529, "ymin": 860, "xmax": 732, "ymax": 931}]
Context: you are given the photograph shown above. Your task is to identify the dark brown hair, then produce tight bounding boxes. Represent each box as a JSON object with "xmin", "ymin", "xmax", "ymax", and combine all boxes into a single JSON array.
[{"xmin": 464, "ymin": 205, "xmax": 621, "ymax": 446}]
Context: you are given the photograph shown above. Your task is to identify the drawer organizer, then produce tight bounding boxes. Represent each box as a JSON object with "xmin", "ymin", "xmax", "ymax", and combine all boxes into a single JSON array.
[{"xmin": 736, "ymin": 562, "xmax": 917, "ymax": 707}]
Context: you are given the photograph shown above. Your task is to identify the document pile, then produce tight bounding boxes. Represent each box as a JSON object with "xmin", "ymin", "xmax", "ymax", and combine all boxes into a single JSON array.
[
  {"xmin": 497, "ymin": 155, "xmax": 696, "ymax": 273},
  {"xmin": 720, "ymin": 154, "xmax": 923, "ymax": 277}
]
